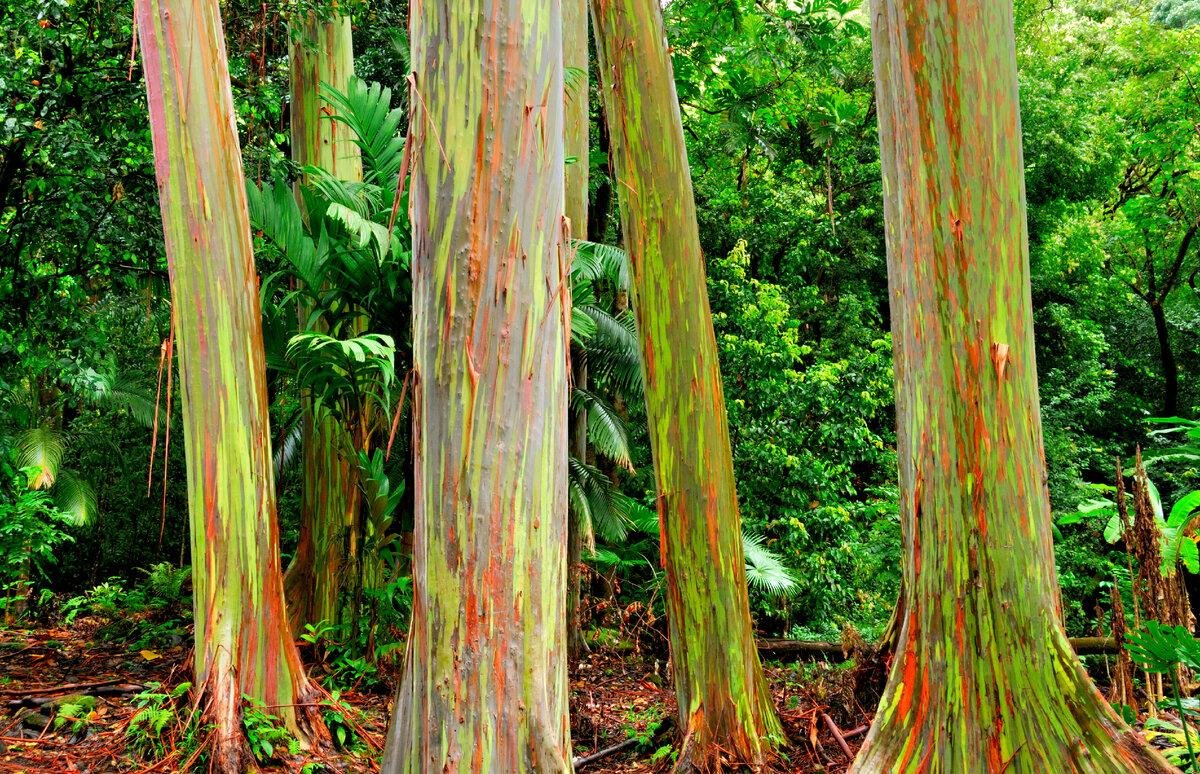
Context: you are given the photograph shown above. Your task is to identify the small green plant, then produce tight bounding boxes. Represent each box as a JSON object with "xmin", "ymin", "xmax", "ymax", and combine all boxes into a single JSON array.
[
  {"xmin": 242, "ymin": 697, "xmax": 300, "ymax": 763},
  {"xmin": 300, "ymin": 620, "xmax": 382, "ymax": 691},
  {"xmin": 139, "ymin": 562, "xmax": 191, "ymax": 610},
  {"xmin": 322, "ymin": 690, "xmax": 364, "ymax": 752},
  {"xmin": 127, "ymin": 681, "xmax": 191, "ymax": 759},
  {"xmin": 621, "ymin": 704, "xmax": 669, "ymax": 751},
  {"xmin": 649, "ymin": 743, "xmax": 677, "ymax": 765},
  {"xmin": 53, "ymin": 694, "xmax": 97, "ymax": 734}
]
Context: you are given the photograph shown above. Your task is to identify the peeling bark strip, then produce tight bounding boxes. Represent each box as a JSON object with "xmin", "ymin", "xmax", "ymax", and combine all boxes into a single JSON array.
[
  {"xmin": 133, "ymin": 0, "xmax": 328, "ymax": 770},
  {"xmin": 380, "ymin": 0, "xmax": 572, "ymax": 767},
  {"xmin": 590, "ymin": 0, "xmax": 783, "ymax": 769},
  {"xmin": 283, "ymin": 11, "xmax": 363, "ymax": 636},
  {"xmin": 855, "ymin": 2, "xmax": 1171, "ymax": 772}
]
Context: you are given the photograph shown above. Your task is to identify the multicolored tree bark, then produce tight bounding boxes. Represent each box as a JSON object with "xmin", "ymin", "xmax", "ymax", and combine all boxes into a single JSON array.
[
  {"xmin": 854, "ymin": 2, "xmax": 1172, "ymax": 771},
  {"xmin": 590, "ymin": 0, "xmax": 782, "ymax": 768},
  {"xmin": 134, "ymin": 0, "xmax": 327, "ymax": 768},
  {"xmin": 564, "ymin": 0, "xmax": 590, "ymax": 661},
  {"xmin": 380, "ymin": 0, "xmax": 572, "ymax": 767},
  {"xmin": 282, "ymin": 10, "xmax": 363, "ymax": 635}
]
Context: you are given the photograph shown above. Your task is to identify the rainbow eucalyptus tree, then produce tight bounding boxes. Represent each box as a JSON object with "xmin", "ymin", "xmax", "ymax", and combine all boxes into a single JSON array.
[
  {"xmin": 853, "ymin": 2, "xmax": 1172, "ymax": 771},
  {"xmin": 282, "ymin": 9, "xmax": 364, "ymax": 635},
  {"xmin": 591, "ymin": 0, "xmax": 782, "ymax": 767},
  {"xmin": 380, "ymin": 0, "xmax": 572, "ymax": 766},
  {"xmin": 564, "ymin": 0, "xmax": 590, "ymax": 661},
  {"xmin": 134, "ymin": 0, "xmax": 327, "ymax": 768}
]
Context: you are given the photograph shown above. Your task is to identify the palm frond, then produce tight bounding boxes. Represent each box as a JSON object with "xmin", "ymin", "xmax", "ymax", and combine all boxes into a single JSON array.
[
  {"xmin": 620, "ymin": 496, "xmax": 659, "ymax": 535},
  {"xmin": 388, "ymin": 29, "xmax": 411, "ymax": 73},
  {"xmin": 571, "ymin": 307, "xmax": 597, "ymax": 345},
  {"xmin": 585, "ymin": 310, "xmax": 643, "ymax": 396},
  {"xmin": 58, "ymin": 360, "xmax": 157, "ymax": 426},
  {"xmin": 568, "ymin": 456, "xmax": 631, "ymax": 544},
  {"xmin": 572, "ymin": 240, "xmax": 630, "ymax": 290},
  {"xmin": 246, "ymin": 179, "xmax": 327, "ymax": 291},
  {"xmin": 105, "ymin": 378, "xmax": 158, "ymax": 427},
  {"xmin": 325, "ymin": 203, "xmax": 392, "ymax": 264},
  {"xmin": 742, "ymin": 532, "xmax": 798, "ymax": 597},
  {"xmin": 321, "ymin": 79, "xmax": 407, "ymax": 185},
  {"xmin": 304, "ymin": 168, "xmax": 379, "ymax": 221},
  {"xmin": 571, "ymin": 388, "xmax": 633, "ymax": 470},
  {"xmin": 580, "ymin": 305, "xmax": 640, "ymax": 368},
  {"xmin": 564, "ymin": 66, "xmax": 587, "ymax": 105},
  {"xmin": 286, "ymin": 332, "xmax": 396, "ymax": 412},
  {"xmin": 18, "ymin": 426, "xmax": 64, "ymax": 490},
  {"xmin": 272, "ymin": 409, "xmax": 305, "ymax": 479},
  {"xmin": 51, "ymin": 469, "xmax": 98, "ymax": 527}
]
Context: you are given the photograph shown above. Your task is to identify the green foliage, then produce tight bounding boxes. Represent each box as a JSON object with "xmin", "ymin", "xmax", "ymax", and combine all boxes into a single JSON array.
[
  {"xmin": 322, "ymin": 690, "xmax": 365, "ymax": 752},
  {"xmin": 621, "ymin": 704, "xmax": 670, "ymax": 751},
  {"xmin": 1128, "ymin": 621, "xmax": 1200, "ymax": 769},
  {"xmin": 59, "ymin": 564, "xmax": 190, "ymax": 648},
  {"xmin": 0, "ymin": 463, "xmax": 76, "ymax": 610},
  {"xmin": 1128, "ymin": 620, "xmax": 1200, "ymax": 673},
  {"xmin": 242, "ymin": 697, "xmax": 301, "ymax": 763},
  {"xmin": 707, "ymin": 240, "xmax": 896, "ymax": 634},
  {"xmin": 300, "ymin": 620, "xmax": 384, "ymax": 691},
  {"xmin": 1152, "ymin": 0, "xmax": 1200, "ymax": 28},
  {"xmin": 742, "ymin": 532, "xmax": 799, "ymax": 596},
  {"xmin": 286, "ymin": 332, "xmax": 396, "ymax": 420},
  {"xmin": 127, "ymin": 681, "xmax": 192, "ymax": 760},
  {"xmin": 53, "ymin": 694, "xmax": 97, "ymax": 734}
]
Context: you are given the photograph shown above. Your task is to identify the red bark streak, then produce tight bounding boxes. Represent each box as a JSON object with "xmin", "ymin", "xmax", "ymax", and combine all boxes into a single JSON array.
[
  {"xmin": 657, "ymin": 494, "xmax": 668, "ymax": 568},
  {"xmin": 897, "ymin": 611, "xmax": 919, "ymax": 719},
  {"xmin": 706, "ymin": 481, "xmax": 719, "ymax": 555}
]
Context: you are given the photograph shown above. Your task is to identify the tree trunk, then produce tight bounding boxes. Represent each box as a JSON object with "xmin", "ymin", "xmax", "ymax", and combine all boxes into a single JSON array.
[
  {"xmin": 854, "ymin": 2, "xmax": 1172, "ymax": 770},
  {"xmin": 1151, "ymin": 300, "xmax": 1179, "ymax": 417},
  {"xmin": 380, "ymin": 0, "xmax": 572, "ymax": 767},
  {"xmin": 134, "ymin": 0, "xmax": 328, "ymax": 769},
  {"xmin": 567, "ymin": 349, "xmax": 589, "ymax": 660},
  {"xmin": 565, "ymin": 0, "xmax": 591, "ymax": 662},
  {"xmin": 590, "ymin": 0, "xmax": 783, "ymax": 768},
  {"xmin": 283, "ymin": 10, "xmax": 364, "ymax": 636},
  {"xmin": 285, "ymin": 409, "xmax": 354, "ymax": 632}
]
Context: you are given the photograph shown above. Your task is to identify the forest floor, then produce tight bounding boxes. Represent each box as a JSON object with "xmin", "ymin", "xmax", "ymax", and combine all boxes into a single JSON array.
[{"xmin": 0, "ymin": 617, "xmax": 876, "ymax": 772}]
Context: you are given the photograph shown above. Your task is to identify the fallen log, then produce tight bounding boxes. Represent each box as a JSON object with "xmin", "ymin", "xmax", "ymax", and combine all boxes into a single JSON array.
[
  {"xmin": 756, "ymin": 636, "xmax": 1117, "ymax": 659},
  {"xmin": 4, "ymin": 682, "xmax": 146, "ymax": 708},
  {"xmin": 0, "ymin": 678, "xmax": 123, "ymax": 697}
]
